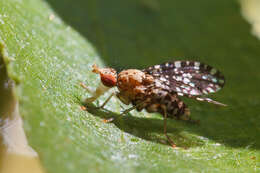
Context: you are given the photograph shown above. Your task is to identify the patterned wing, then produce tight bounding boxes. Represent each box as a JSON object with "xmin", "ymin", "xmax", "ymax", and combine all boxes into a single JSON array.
[{"xmin": 144, "ymin": 61, "xmax": 226, "ymax": 106}]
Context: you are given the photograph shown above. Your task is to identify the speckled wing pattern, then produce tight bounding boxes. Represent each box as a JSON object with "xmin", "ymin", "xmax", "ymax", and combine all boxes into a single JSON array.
[{"xmin": 144, "ymin": 61, "xmax": 226, "ymax": 106}]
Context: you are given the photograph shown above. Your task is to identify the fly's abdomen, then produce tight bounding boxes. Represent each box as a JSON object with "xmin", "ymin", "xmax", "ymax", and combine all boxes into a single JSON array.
[{"xmin": 134, "ymin": 88, "xmax": 190, "ymax": 120}]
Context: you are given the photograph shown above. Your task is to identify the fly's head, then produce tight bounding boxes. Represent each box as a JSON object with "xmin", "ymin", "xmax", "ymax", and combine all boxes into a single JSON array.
[{"xmin": 92, "ymin": 64, "xmax": 117, "ymax": 87}]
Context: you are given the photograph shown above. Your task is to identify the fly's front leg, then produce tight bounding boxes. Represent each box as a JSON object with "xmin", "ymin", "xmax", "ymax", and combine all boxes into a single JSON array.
[
  {"xmin": 99, "ymin": 92, "xmax": 116, "ymax": 109},
  {"xmin": 83, "ymin": 83, "xmax": 111, "ymax": 103},
  {"xmin": 162, "ymin": 105, "xmax": 176, "ymax": 148},
  {"xmin": 80, "ymin": 82, "xmax": 92, "ymax": 93}
]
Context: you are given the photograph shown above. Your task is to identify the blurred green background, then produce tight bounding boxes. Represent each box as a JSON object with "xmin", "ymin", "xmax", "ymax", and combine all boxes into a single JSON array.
[{"xmin": 47, "ymin": 0, "xmax": 255, "ymax": 69}]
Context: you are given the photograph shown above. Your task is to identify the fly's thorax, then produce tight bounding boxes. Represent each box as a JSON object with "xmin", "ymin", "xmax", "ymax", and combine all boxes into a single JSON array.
[
  {"xmin": 116, "ymin": 69, "xmax": 154, "ymax": 101},
  {"xmin": 117, "ymin": 69, "xmax": 152, "ymax": 89}
]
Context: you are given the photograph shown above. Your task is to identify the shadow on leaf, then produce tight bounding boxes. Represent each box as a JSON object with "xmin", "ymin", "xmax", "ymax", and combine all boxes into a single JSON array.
[{"xmin": 84, "ymin": 103, "xmax": 204, "ymax": 149}]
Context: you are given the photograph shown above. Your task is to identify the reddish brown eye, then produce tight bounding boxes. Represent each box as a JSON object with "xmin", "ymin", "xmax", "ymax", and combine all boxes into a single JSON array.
[
  {"xmin": 91, "ymin": 64, "xmax": 117, "ymax": 87},
  {"xmin": 100, "ymin": 73, "xmax": 117, "ymax": 87}
]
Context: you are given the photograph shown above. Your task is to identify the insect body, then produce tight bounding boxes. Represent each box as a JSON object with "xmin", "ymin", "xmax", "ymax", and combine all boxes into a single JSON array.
[{"xmin": 84, "ymin": 61, "xmax": 226, "ymax": 147}]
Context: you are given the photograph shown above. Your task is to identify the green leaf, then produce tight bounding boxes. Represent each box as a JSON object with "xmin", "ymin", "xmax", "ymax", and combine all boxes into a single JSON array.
[{"xmin": 0, "ymin": 0, "xmax": 259, "ymax": 172}]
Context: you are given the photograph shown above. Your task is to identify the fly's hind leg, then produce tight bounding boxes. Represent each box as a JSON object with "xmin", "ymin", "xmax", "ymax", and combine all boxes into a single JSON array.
[
  {"xmin": 104, "ymin": 100, "xmax": 148, "ymax": 123},
  {"xmin": 103, "ymin": 105, "xmax": 136, "ymax": 123},
  {"xmin": 120, "ymin": 99, "xmax": 149, "ymax": 116},
  {"xmin": 162, "ymin": 105, "xmax": 176, "ymax": 148},
  {"xmin": 120, "ymin": 105, "xmax": 138, "ymax": 116}
]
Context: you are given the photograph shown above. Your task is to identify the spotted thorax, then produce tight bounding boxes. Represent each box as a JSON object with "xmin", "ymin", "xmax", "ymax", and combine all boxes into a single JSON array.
[{"xmin": 83, "ymin": 61, "xmax": 226, "ymax": 147}]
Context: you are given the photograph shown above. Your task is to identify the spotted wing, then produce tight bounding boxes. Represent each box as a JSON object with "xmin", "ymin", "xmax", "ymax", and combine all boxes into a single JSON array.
[{"xmin": 144, "ymin": 61, "xmax": 226, "ymax": 106}]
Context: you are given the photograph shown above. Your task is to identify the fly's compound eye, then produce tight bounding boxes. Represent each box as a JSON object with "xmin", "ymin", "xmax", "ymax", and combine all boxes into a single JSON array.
[
  {"xmin": 92, "ymin": 64, "xmax": 117, "ymax": 87},
  {"xmin": 100, "ymin": 73, "xmax": 117, "ymax": 87}
]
